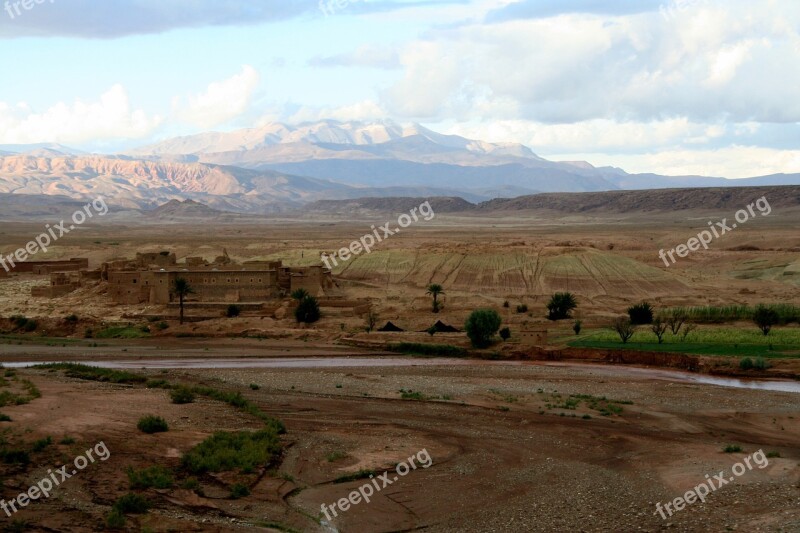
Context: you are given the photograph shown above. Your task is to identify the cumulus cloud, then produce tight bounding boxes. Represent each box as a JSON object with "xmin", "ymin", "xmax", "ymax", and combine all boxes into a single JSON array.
[
  {"xmin": 0, "ymin": 85, "xmax": 161, "ymax": 145},
  {"xmin": 173, "ymin": 66, "xmax": 260, "ymax": 129},
  {"xmin": 382, "ymin": 0, "xmax": 800, "ymax": 124}
]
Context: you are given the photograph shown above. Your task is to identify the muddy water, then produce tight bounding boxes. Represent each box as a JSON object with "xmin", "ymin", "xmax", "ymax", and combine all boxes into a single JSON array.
[{"xmin": 7, "ymin": 357, "xmax": 800, "ymax": 393}]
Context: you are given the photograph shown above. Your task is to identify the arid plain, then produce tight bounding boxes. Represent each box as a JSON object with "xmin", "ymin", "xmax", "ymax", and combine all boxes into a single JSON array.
[{"xmin": 0, "ymin": 190, "xmax": 799, "ymax": 532}]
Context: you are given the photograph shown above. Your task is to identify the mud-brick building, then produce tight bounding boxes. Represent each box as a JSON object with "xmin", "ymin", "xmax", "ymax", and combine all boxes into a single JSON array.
[
  {"xmin": 108, "ymin": 261, "xmax": 332, "ymax": 305},
  {"xmin": 10, "ymin": 258, "xmax": 89, "ymax": 274}
]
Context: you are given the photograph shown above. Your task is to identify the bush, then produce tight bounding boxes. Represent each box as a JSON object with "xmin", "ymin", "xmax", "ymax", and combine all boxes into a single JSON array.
[
  {"xmin": 502, "ymin": 300, "xmax": 509, "ymax": 308},
  {"xmin": 170, "ymin": 386, "xmax": 195, "ymax": 404},
  {"xmin": 612, "ymin": 317, "xmax": 636, "ymax": 343},
  {"xmin": 753, "ymin": 305, "xmax": 779, "ymax": 336},
  {"xmin": 65, "ymin": 314, "xmax": 79, "ymax": 323},
  {"xmin": 295, "ymin": 296, "xmax": 321, "ymax": 324},
  {"xmin": 112, "ymin": 493, "xmax": 150, "ymax": 514},
  {"xmin": 516, "ymin": 304, "xmax": 528, "ymax": 313},
  {"xmin": 627, "ymin": 302, "xmax": 654, "ymax": 325},
  {"xmin": 387, "ymin": 343, "xmax": 466, "ymax": 357},
  {"xmin": 105, "ymin": 509, "xmax": 126, "ymax": 529},
  {"xmin": 226, "ymin": 304, "xmax": 242, "ymax": 318},
  {"xmin": 230, "ymin": 483, "xmax": 250, "ymax": 499},
  {"xmin": 32, "ymin": 436, "xmax": 53, "ymax": 452},
  {"xmin": 573, "ymin": 320, "xmax": 582, "ymax": 335},
  {"xmin": 157, "ymin": 321, "xmax": 169, "ymax": 330},
  {"xmin": 546, "ymin": 292, "xmax": 577, "ymax": 321},
  {"xmin": 127, "ymin": 465, "xmax": 174, "ymax": 489},
  {"xmin": 181, "ymin": 429, "xmax": 282, "ymax": 474},
  {"xmin": 499, "ymin": 327, "xmax": 511, "ymax": 341},
  {"xmin": 753, "ymin": 357, "xmax": 770, "ymax": 371},
  {"xmin": 723, "ymin": 444, "xmax": 743, "ymax": 453},
  {"xmin": 137, "ymin": 415, "xmax": 169, "ymax": 434},
  {"xmin": 465, "ymin": 309, "xmax": 502, "ymax": 348},
  {"xmin": 739, "ymin": 357, "xmax": 754, "ymax": 370}
]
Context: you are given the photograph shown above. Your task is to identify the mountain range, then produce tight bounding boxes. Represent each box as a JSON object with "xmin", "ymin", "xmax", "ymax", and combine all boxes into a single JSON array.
[{"xmin": 0, "ymin": 120, "xmax": 798, "ymax": 212}]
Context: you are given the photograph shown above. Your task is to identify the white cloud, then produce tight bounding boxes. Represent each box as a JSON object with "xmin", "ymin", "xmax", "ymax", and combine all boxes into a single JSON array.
[
  {"xmin": 382, "ymin": 0, "xmax": 800, "ymax": 124},
  {"xmin": 173, "ymin": 65, "xmax": 260, "ymax": 129},
  {"xmin": 0, "ymin": 85, "xmax": 161, "ymax": 145},
  {"xmin": 553, "ymin": 146, "xmax": 800, "ymax": 179}
]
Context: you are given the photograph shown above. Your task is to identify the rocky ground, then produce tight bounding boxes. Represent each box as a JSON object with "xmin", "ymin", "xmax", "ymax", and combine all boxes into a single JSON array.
[{"xmin": 0, "ymin": 348, "xmax": 797, "ymax": 532}]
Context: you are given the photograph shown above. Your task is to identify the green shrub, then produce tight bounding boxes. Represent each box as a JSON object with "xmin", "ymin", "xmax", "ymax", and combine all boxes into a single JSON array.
[
  {"xmin": 754, "ymin": 305, "xmax": 780, "ymax": 336},
  {"xmin": 516, "ymin": 304, "xmax": 528, "ymax": 313},
  {"xmin": 295, "ymin": 296, "xmax": 321, "ymax": 324},
  {"xmin": 170, "ymin": 386, "xmax": 195, "ymax": 404},
  {"xmin": 387, "ymin": 343, "xmax": 466, "ymax": 357},
  {"xmin": 753, "ymin": 357, "xmax": 770, "ymax": 370},
  {"xmin": 0, "ymin": 414, "xmax": 11, "ymax": 422},
  {"xmin": 333, "ymin": 469, "xmax": 375, "ymax": 484},
  {"xmin": 34, "ymin": 363, "xmax": 146, "ymax": 384},
  {"xmin": 137, "ymin": 415, "xmax": 169, "ymax": 434},
  {"xmin": 127, "ymin": 465, "xmax": 174, "ymax": 489},
  {"xmin": 249, "ymin": 383, "xmax": 260, "ymax": 390},
  {"xmin": 499, "ymin": 327, "xmax": 511, "ymax": 341},
  {"xmin": 181, "ymin": 429, "xmax": 282, "ymax": 474},
  {"xmin": 65, "ymin": 314, "xmax": 79, "ymax": 323},
  {"xmin": 0, "ymin": 449, "xmax": 30, "ymax": 464},
  {"xmin": 628, "ymin": 302, "xmax": 654, "ymax": 325},
  {"xmin": 766, "ymin": 451, "xmax": 781, "ymax": 458},
  {"xmin": 230, "ymin": 483, "xmax": 250, "ymax": 499},
  {"xmin": 157, "ymin": 321, "xmax": 169, "ymax": 330},
  {"xmin": 739, "ymin": 357, "xmax": 754, "ymax": 370},
  {"xmin": 573, "ymin": 320, "xmax": 582, "ymax": 335},
  {"xmin": 465, "ymin": 309, "xmax": 502, "ymax": 348},
  {"xmin": 546, "ymin": 292, "xmax": 577, "ymax": 321},
  {"xmin": 105, "ymin": 508, "xmax": 126, "ymax": 529},
  {"xmin": 112, "ymin": 493, "xmax": 150, "ymax": 514},
  {"xmin": 146, "ymin": 379, "xmax": 170, "ymax": 389},
  {"xmin": 400, "ymin": 389, "xmax": 425, "ymax": 400},
  {"xmin": 59, "ymin": 436, "xmax": 75, "ymax": 445},
  {"xmin": 32, "ymin": 436, "xmax": 53, "ymax": 452},
  {"xmin": 723, "ymin": 444, "xmax": 743, "ymax": 453}
]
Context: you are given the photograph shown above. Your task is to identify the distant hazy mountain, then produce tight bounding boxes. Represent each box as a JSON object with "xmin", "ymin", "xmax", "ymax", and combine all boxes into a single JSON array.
[
  {"xmin": 1, "ymin": 120, "xmax": 798, "ymax": 212},
  {"xmin": 130, "ymin": 120, "xmax": 800, "ymax": 194}
]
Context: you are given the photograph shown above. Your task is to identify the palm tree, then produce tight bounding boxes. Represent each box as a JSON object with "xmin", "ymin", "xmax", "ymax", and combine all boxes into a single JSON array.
[
  {"xmin": 172, "ymin": 277, "xmax": 194, "ymax": 325},
  {"xmin": 290, "ymin": 288, "xmax": 310, "ymax": 301},
  {"xmin": 426, "ymin": 284, "xmax": 445, "ymax": 313}
]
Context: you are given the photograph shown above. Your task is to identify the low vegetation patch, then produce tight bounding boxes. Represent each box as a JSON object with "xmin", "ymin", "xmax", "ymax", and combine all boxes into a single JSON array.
[
  {"xmin": 333, "ymin": 469, "xmax": 375, "ymax": 484},
  {"xmin": 137, "ymin": 415, "xmax": 169, "ymax": 434},
  {"xmin": 36, "ymin": 363, "xmax": 147, "ymax": 384},
  {"xmin": 127, "ymin": 465, "xmax": 174, "ymax": 489},
  {"xmin": 94, "ymin": 326, "xmax": 149, "ymax": 339},
  {"xmin": 387, "ymin": 343, "xmax": 466, "ymax": 357},
  {"xmin": 181, "ymin": 429, "xmax": 282, "ymax": 474},
  {"xmin": 399, "ymin": 388, "xmax": 425, "ymax": 400},
  {"xmin": 170, "ymin": 386, "xmax": 195, "ymax": 404}
]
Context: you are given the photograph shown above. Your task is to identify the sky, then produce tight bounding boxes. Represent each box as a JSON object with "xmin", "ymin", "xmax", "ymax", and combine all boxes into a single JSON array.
[{"xmin": 0, "ymin": 0, "xmax": 798, "ymax": 178}]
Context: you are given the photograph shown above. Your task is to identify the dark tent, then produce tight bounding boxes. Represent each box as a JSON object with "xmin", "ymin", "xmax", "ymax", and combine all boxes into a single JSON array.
[
  {"xmin": 378, "ymin": 321, "xmax": 404, "ymax": 332},
  {"xmin": 427, "ymin": 320, "xmax": 460, "ymax": 333}
]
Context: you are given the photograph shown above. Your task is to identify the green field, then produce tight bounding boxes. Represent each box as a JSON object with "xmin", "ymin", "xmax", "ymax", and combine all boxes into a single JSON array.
[{"xmin": 570, "ymin": 327, "xmax": 800, "ymax": 358}]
